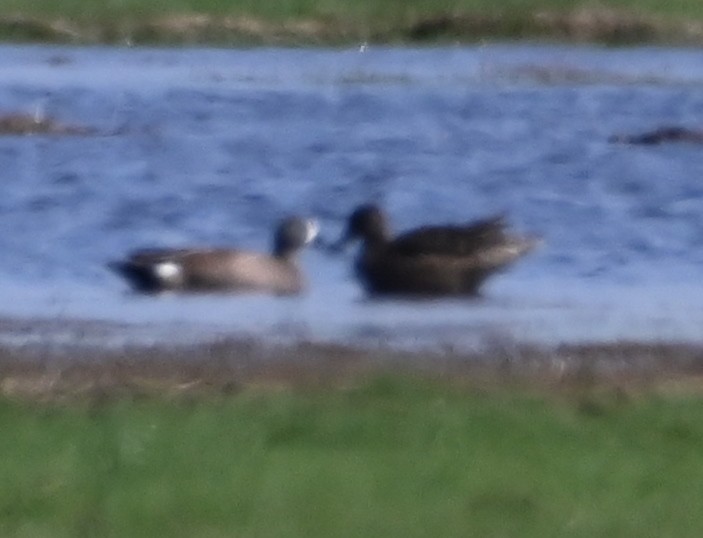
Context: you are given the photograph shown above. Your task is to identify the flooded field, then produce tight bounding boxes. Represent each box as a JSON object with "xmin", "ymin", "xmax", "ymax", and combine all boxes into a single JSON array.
[{"xmin": 1, "ymin": 43, "xmax": 703, "ymax": 351}]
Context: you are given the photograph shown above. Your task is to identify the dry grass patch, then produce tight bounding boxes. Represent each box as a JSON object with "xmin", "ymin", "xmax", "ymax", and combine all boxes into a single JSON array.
[{"xmin": 1, "ymin": 338, "xmax": 703, "ymax": 402}]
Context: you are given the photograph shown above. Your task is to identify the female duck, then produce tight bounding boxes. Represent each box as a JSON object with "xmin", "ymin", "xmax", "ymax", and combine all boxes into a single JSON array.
[{"xmin": 334, "ymin": 204, "xmax": 539, "ymax": 296}]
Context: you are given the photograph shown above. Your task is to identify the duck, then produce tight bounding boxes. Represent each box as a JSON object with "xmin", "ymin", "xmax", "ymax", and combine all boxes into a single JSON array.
[
  {"xmin": 109, "ymin": 216, "xmax": 319, "ymax": 295},
  {"xmin": 332, "ymin": 204, "xmax": 539, "ymax": 296},
  {"xmin": 609, "ymin": 126, "xmax": 703, "ymax": 145}
]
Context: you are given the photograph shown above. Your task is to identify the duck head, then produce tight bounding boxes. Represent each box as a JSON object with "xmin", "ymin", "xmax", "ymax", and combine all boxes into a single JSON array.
[
  {"xmin": 331, "ymin": 204, "xmax": 391, "ymax": 252},
  {"xmin": 273, "ymin": 216, "xmax": 320, "ymax": 259}
]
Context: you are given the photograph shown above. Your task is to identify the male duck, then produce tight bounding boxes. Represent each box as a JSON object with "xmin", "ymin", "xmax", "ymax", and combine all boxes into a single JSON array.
[{"xmin": 109, "ymin": 216, "xmax": 319, "ymax": 295}]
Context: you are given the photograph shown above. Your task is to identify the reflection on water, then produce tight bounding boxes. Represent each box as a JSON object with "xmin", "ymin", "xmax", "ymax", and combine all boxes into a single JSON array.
[{"xmin": 0, "ymin": 43, "xmax": 703, "ymax": 348}]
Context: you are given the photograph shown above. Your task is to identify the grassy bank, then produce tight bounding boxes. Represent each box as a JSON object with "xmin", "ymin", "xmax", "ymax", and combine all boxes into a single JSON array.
[
  {"xmin": 3, "ymin": 376, "xmax": 703, "ymax": 537},
  {"xmin": 1, "ymin": 339, "xmax": 703, "ymax": 536},
  {"xmin": 2, "ymin": 0, "xmax": 703, "ymax": 45}
]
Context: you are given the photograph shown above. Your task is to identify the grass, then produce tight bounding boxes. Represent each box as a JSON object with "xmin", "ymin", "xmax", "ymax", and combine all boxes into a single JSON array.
[
  {"xmin": 2, "ymin": 375, "xmax": 703, "ymax": 537},
  {"xmin": 4, "ymin": 0, "xmax": 703, "ymax": 21},
  {"xmin": 2, "ymin": 0, "xmax": 703, "ymax": 45}
]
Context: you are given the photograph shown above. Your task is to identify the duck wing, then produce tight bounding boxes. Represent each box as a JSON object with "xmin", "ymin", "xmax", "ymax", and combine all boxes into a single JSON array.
[
  {"xmin": 389, "ymin": 215, "xmax": 509, "ymax": 257},
  {"xmin": 125, "ymin": 247, "xmax": 217, "ymax": 265}
]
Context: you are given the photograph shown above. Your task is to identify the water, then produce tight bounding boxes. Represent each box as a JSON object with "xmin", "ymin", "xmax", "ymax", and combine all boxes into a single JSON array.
[{"xmin": 1, "ymin": 43, "xmax": 703, "ymax": 349}]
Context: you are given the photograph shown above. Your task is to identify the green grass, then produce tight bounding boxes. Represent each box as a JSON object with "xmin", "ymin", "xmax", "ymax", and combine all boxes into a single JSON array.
[
  {"xmin": 2, "ymin": 376, "xmax": 703, "ymax": 537},
  {"xmin": 2, "ymin": 0, "xmax": 703, "ymax": 44},
  {"xmin": 3, "ymin": 0, "xmax": 703, "ymax": 21}
]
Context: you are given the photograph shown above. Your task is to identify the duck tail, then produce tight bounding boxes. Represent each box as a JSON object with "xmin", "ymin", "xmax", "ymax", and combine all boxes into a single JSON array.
[
  {"xmin": 107, "ymin": 260, "xmax": 160, "ymax": 292},
  {"xmin": 479, "ymin": 234, "xmax": 543, "ymax": 270},
  {"xmin": 514, "ymin": 234, "xmax": 543, "ymax": 257}
]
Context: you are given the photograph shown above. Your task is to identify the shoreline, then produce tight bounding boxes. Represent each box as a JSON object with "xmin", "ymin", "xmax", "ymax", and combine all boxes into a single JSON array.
[
  {"xmin": 2, "ymin": 8, "xmax": 703, "ymax": 47},
  {"xmin": 2, "ymin": 325, "xmax": 703, "ymax": 400}
]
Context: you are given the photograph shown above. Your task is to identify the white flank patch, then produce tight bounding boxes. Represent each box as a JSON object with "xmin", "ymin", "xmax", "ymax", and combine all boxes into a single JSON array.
[{"xmin": 154, "ymin": 261, "xmax": 182, "ymax": 282}]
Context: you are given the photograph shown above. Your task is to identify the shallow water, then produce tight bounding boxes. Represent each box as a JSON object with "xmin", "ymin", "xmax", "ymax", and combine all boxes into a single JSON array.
[{"xmin": 1, "ymin": 43, "xmax": 703, "ymax": 349}]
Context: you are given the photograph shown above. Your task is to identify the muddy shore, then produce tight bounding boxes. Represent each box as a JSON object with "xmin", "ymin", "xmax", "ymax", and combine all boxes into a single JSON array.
[{"xmin": 2, "ymin": 317, "xmax": 703, "ymax": 401}]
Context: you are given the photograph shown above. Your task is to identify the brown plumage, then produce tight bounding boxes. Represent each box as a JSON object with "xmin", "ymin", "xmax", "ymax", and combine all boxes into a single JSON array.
[
  {"xmin": 334, "ymin": 204, "xmax": 540, "ymax": 296},
  {"xmin": 109, "ymin": 216, "xmax": 319, "ymax": 295}
]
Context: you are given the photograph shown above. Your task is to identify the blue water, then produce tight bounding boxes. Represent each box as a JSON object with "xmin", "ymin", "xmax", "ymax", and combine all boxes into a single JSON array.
[{"xmin": 1, "ymin": 43, "xmax": 703, "ymax": 348}]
